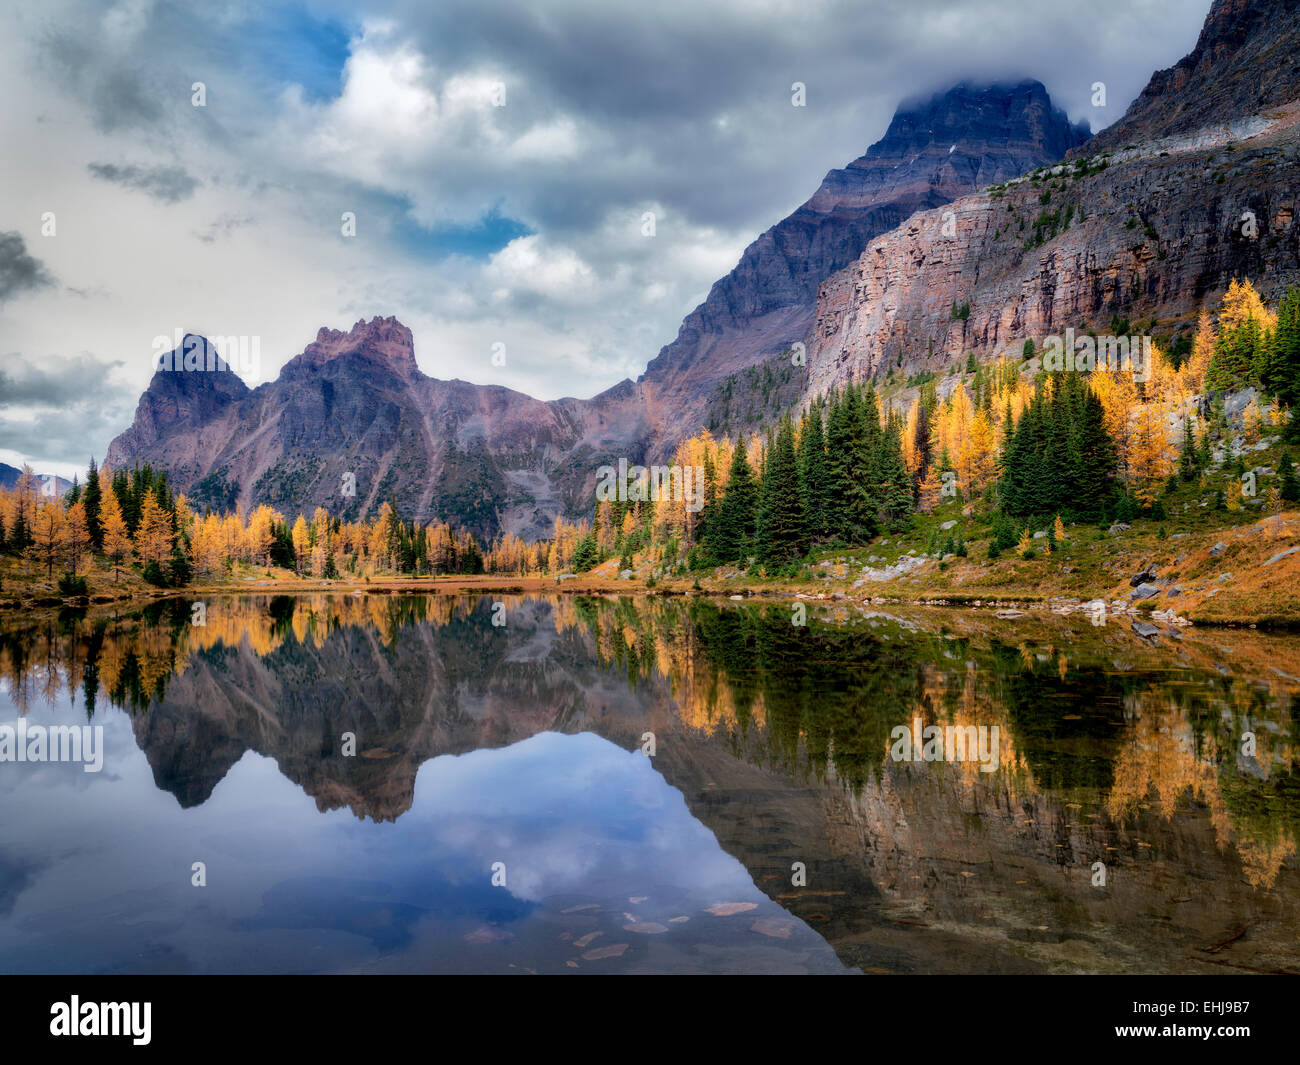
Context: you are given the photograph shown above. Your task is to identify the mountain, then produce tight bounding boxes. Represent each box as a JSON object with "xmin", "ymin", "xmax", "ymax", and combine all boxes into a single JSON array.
[
  {"xmin": 107, "ymin": 323, "xmax": 586, "ymax": 539},
  {"xmin": 0, "ymin": 462, "xmax": 74, "ymax": 497},
  {"xmin": 106, "ymin": 81, "xmax": 1089, "ymax": 538},
  {"xmin": 1081, "ymin": 0, "xmax": 1300, "ymax": 155},
  {"xmin": 631, "ymin": 80, "xmax": 1089, "ymax": 436},
  {"xmin": 806, "ymin": 0, "xmax": 1300, "ymax": 402}
]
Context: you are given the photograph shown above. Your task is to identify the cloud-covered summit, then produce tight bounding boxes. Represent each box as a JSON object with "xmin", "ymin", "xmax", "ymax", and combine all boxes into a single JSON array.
[{"xmin": 0, "ymin": 0, "xmax": 1212, "ymax": 477}]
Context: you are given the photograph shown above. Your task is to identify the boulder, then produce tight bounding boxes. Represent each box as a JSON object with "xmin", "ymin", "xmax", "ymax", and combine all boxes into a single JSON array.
[{"xmin": 1263, "ymin": 546, "xmax": 1300, "ymax": 567}]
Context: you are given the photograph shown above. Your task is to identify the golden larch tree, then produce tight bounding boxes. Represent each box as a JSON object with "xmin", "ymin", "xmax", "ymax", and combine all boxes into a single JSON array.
[
  {"xmin": 100, "ymin": 490, "xmax": 132, "ymax": 580},
  {"xmin": 135, "ymin": 488, "xmax": 174, "ymax": 567},
  {"xmin": 62, "ymin": 500, "xmax": 91, "ymax": 577}
]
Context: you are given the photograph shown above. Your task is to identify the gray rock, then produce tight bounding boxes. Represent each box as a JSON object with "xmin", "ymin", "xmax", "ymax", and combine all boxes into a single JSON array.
[
  {"xmin": 1130, "ymin": 583, "xmax": 1161, "ymax": 600},
  {"xmin": 1263, "ymin": 545, "xmax": 1300, "ymax": 567},
  {"xmin": 939, "ymin": 520, "xmax": 957, "ymax": 530},
  {"xmin": 1109, "ymin": 523, "xmax": 1131, "ymax": 533},
  {"xmin": 1132, "ymin": 621, "xmax": 1160, "ymax": 639},
  {"xmin": 1224, "ymin": 387, "xmax": 1257, "ymax": 423},
  {"xmin": 1210, "ymin": 541, "xmax": 1227, "ymax": 557}
]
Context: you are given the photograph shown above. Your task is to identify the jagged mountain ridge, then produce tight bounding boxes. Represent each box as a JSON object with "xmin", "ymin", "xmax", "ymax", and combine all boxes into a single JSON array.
[
  {"xmin": 1082, "ymin": 0, "xmax": 1300, "ymax": 155},
  {"xmin": 805, "ymin": 0, "xmax": 1300, "ymax": 403},
  {"xmin": 0, "ymin": 462, "xmax": 74, "ymax": 495},
  {"xmin": 106, "ymin": 82, "xmax": 1088, "ymax": 538},
  {"xmin": 633, "ymin": 80, "xmax": 1089, "ymax": 425}
]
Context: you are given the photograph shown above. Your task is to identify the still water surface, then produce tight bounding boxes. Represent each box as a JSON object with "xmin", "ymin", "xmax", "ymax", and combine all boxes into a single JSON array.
[{"xmin": 1, "ymin": 594, "xmax": 1297, "ymax": 974}]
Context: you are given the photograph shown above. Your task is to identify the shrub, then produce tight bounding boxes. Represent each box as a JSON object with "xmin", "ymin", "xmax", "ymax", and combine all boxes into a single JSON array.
[
  {"xmin": 168, "ymin": 549, "xmax": 192, "ymax": 587},
  {"xmin": 57, "ymin": 573, "xmax": 89, "ymax": 597},
  {"xmin": 142, "ymin": 561, "xmax": 169, "ymax": 588}
]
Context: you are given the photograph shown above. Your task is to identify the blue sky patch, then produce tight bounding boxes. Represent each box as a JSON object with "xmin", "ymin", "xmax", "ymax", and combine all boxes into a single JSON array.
[
  {"xmin": 399, "ymin": 204, "xmax": 535, "ymax": 260},
  {"xmin": 252, "ymin": 5, "xmax": 353, "ymax": 103}
]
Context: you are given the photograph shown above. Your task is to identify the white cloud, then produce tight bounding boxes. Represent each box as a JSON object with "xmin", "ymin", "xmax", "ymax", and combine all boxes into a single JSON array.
[{"xmin": 0, "ymin": 0, "xmax": 1213, "ymax": 475}]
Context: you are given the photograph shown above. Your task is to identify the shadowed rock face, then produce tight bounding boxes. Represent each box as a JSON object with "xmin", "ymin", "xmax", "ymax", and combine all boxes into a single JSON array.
[
  {"xmin": 634, "ymin": 81, "xmax": 1089, "ymax": 430},
  {"xmin": 1081, "ymin": 0, "xmax": 1300, "ymax": 156},
  {"xmin": 806, "ymin": 118, "xmax": 1300, "ymax": 397},
  {"xmin": 806, "ymin": 0, "xmax": 1300, "ymax": 402},
  {"xmin": 105, "ymin": 83, "xmax": 1086, "ymax": 538}
]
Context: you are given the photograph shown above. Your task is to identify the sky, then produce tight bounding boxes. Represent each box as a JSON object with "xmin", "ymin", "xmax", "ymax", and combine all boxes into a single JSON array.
[{"xmin": 0, "ymin": 0, "xmax": 1212, "ymax": 480}]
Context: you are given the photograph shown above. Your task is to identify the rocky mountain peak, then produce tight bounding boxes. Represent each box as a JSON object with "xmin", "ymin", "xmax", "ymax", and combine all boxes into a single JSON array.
[
  {"xmin": 106, "ymin": 81, "xmax": 1092, "ymax": 533},
  {"xmin": 635, "ymin": 79, "xmax": 1089, "ymax": 446},
  {"xmin": 868, "ymin": 80, "xmax": 1090, "ymax": 166},
  {"xmin": 289, "ymin": 315, "xmax": 420, "ymax": 377},
  {"xmin": 1081, "ymin": 0, "xmax": 1300, "ymax": 154}
]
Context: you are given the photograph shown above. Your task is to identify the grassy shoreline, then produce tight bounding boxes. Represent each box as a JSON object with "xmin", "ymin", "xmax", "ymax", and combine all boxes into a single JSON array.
[{"xmin": 4, "ymin": 509, "xmax": 1298, "ymax": 630}]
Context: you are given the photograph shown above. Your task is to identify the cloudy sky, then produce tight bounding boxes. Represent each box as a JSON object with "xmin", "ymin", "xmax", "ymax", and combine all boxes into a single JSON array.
[{"xmin": 0, "ymin": 0, "xmax": 1211, "ymax": 479}]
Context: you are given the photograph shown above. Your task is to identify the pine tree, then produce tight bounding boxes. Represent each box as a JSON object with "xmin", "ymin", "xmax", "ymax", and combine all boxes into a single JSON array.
[
  {"xmin": 823, "ymin": 389, "xmax": 853, "ymax": 541},
  {"xmin": 1268, "ymin": 285, "xmax": 1300, "ymax": 409},
  {"xmin": 83, "ymin": 459, "xmax": 103, "ymax": 550},
  {"xmin": 1279, "ymin": 451, "xmax": 1300, "ymax": 503},
  {"xmin": 844, "ymin": 385, "xmax": 882, "ymax": 541},
  {"xmin": 876, "ymin": 413, "xmax": 914, "ymax": 528},
  {"xmin": 1178, "ymin": 417, "xmax": 1198, "ymax": 482},
  {"xmin": 709, "ymin": 442, "xmax": 758, "ymax": 563},
  {"xmin": 751, "ymin": 435, "xmax": 772, "ymax": 565},
  {"xmin": 761, "ymin": 418, "xmax": 806, "ymax": 564},
  {"xmin": 797, "ymin": 402, "xmax": 829, "ymax": 541}
]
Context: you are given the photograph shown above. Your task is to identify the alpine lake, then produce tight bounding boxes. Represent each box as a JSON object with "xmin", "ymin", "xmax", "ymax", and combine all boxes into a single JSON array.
[{"xmin": 1, "ymin": 592, "xmax": 1297, "ymax": 975}]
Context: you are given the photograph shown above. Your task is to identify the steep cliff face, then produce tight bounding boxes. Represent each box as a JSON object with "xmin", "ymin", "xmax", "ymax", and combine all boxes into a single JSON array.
[
  {"xmin": 105, "ymin": 83, "xmax": 1086, "ymax": 537},
  {"xmin": 1082, "ymin": 0, "xmax": 1300, "ymax": 155},
  {"xmin": 635, "ymin": 81, "xmax": 1089, "ymax": 438},
  {"xmin": 807, "ymin": 0, "xmax": 1300, "ymax": 400}
]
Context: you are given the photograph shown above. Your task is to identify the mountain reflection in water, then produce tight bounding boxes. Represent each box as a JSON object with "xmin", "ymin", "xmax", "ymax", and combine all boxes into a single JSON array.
[{"xmin": 0, "ymin": 594, "xmax": 1297, "ymax": 974}]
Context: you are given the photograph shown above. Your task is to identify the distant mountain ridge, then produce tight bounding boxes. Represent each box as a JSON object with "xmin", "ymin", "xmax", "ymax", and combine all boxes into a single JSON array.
[
  {"xmin": 0, "ymin": 462, "xmax": 74, "ymax": 497},
  {"xmin": 105, "ymin": 80, "xmax": 1088, "ymax": 538}
]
